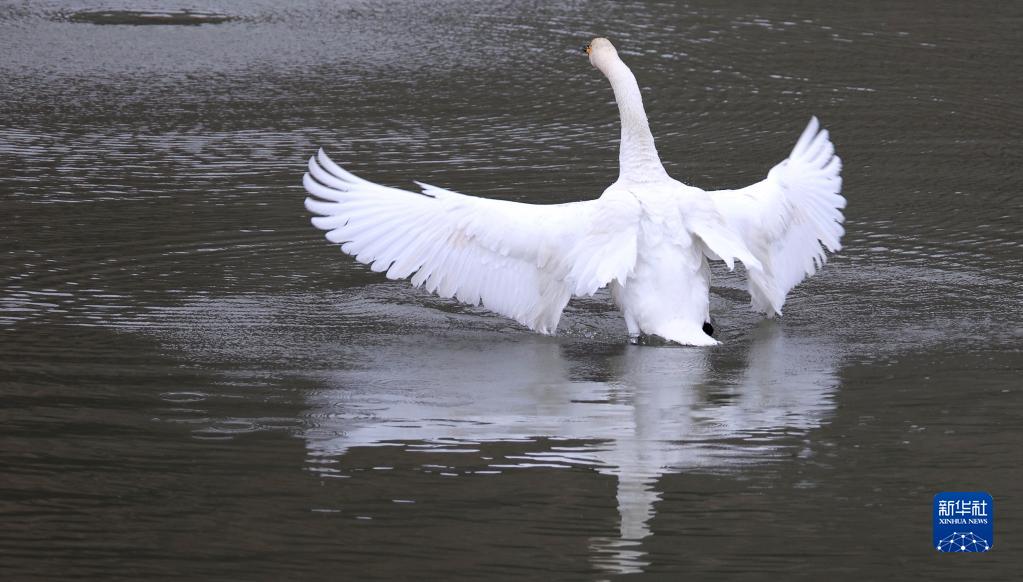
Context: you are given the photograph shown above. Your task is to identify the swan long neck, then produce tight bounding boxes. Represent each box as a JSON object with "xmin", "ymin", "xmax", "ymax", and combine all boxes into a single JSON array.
[{"xmin": 604, "ymin": 59, "xmax": 668, "ymax": 182}]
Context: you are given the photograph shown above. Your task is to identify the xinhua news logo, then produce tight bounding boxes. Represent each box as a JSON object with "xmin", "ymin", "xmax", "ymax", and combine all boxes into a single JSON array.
[{"xmin": 933, "ymin": 492, "xmax": 993, "ymax": 552}]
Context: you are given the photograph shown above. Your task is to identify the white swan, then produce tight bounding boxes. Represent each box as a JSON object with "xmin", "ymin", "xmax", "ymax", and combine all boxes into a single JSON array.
[{"xmin": 302, "ymin": 37, "xmax": 845, "ymax": 346}]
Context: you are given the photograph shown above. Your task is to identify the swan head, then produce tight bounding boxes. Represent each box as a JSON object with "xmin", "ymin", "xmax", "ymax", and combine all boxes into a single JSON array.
[{"xmin": 584, "ymin": 37, "xmax": 619, "ymax": 73}]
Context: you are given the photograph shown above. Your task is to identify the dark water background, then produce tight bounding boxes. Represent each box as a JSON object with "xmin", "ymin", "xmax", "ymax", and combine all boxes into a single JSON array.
[{"xmin": 2, "ymin": 1, "xmax": 1021, "ymax": 579}]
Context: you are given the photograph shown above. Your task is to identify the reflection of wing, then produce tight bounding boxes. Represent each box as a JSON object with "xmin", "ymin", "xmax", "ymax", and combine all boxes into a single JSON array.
[
  {"xmin": 303, "ymin": 150, "xmax": 641, "ymax": 333},
  {"xmin": 299, "ymin": 329, "xmax": 838, "ymax": 576},
  {"xmin": 710, "ymin": 117, "xmax": 845, "ymax": 316}
]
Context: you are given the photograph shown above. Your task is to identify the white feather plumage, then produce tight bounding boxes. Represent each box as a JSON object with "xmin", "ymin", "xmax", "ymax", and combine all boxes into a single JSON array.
[
  {"xmin": 304, "ymin": 150, "xmax": 642, "ymax": 334},
  {"xmin": 710, "ymin": 116, "xmax": 846, "ymax": 317},
  {"xmin": 302, "ymin": 38, "xmax": 846, "ymax": 345}
]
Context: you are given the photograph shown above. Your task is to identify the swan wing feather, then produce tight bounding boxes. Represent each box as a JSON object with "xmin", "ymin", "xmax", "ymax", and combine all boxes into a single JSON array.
[
  {"xmin": 303, "ymin": 150, "xmax": 640, "ymax": 333},
  {"xmin": 710, "ymin": 117, "xmax": 846, "ymax": 316}
]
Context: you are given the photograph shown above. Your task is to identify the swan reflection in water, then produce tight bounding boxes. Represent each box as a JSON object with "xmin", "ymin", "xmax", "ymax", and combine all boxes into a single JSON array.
[{"xmin": 305, "ymin": 322, "xmax": 839, "ymax": 575}]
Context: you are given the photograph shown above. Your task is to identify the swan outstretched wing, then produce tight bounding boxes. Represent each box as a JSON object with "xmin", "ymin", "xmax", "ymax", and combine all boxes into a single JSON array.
[
  {"xmin": 303, "ymin": 150, "xmax": 640, "ymax": 333},
  {"xmin": 710, "ymin": 117, "xmax": 846, "ymax": 316}
]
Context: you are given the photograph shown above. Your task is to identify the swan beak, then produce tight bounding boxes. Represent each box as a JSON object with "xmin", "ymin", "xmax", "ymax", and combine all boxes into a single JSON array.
[{"xmin": 581, "ymin": 43, "xmax": 592, "ymax": 55}]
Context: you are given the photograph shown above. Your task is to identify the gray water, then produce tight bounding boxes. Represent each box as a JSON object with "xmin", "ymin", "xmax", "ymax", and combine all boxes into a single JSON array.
[{"xmin": 2, "ymin": 1, "xmax": 1021, "ymax": 579}]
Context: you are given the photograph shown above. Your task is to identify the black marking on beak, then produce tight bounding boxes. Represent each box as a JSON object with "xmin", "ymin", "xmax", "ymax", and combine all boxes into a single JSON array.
[{"xmin": 581, "ymin": 43, "xmax": 591, "ymax": 54}]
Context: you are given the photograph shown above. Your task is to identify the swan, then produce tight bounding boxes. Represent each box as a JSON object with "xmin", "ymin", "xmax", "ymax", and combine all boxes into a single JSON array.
[{"xmin": 302, "ymin": 37, "xmax": 845, "ymax": 346}]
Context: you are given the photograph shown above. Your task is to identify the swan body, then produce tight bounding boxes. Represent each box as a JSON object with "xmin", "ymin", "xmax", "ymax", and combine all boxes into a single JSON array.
[{"xmin": 303, "ymin": 38, "xmax": 845, "ymax": 346}]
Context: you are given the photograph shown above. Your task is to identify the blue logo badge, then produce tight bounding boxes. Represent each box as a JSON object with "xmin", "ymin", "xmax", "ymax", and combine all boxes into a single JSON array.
[{"xmin": 934, "ymin": 492, "xmax": 993, "ymax": 552}]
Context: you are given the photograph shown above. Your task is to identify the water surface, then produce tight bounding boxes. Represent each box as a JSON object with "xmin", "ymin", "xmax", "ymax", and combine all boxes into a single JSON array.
[{"xmin": 2, "ymin": 0, "xmax": 1021, "ymax": 579}]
